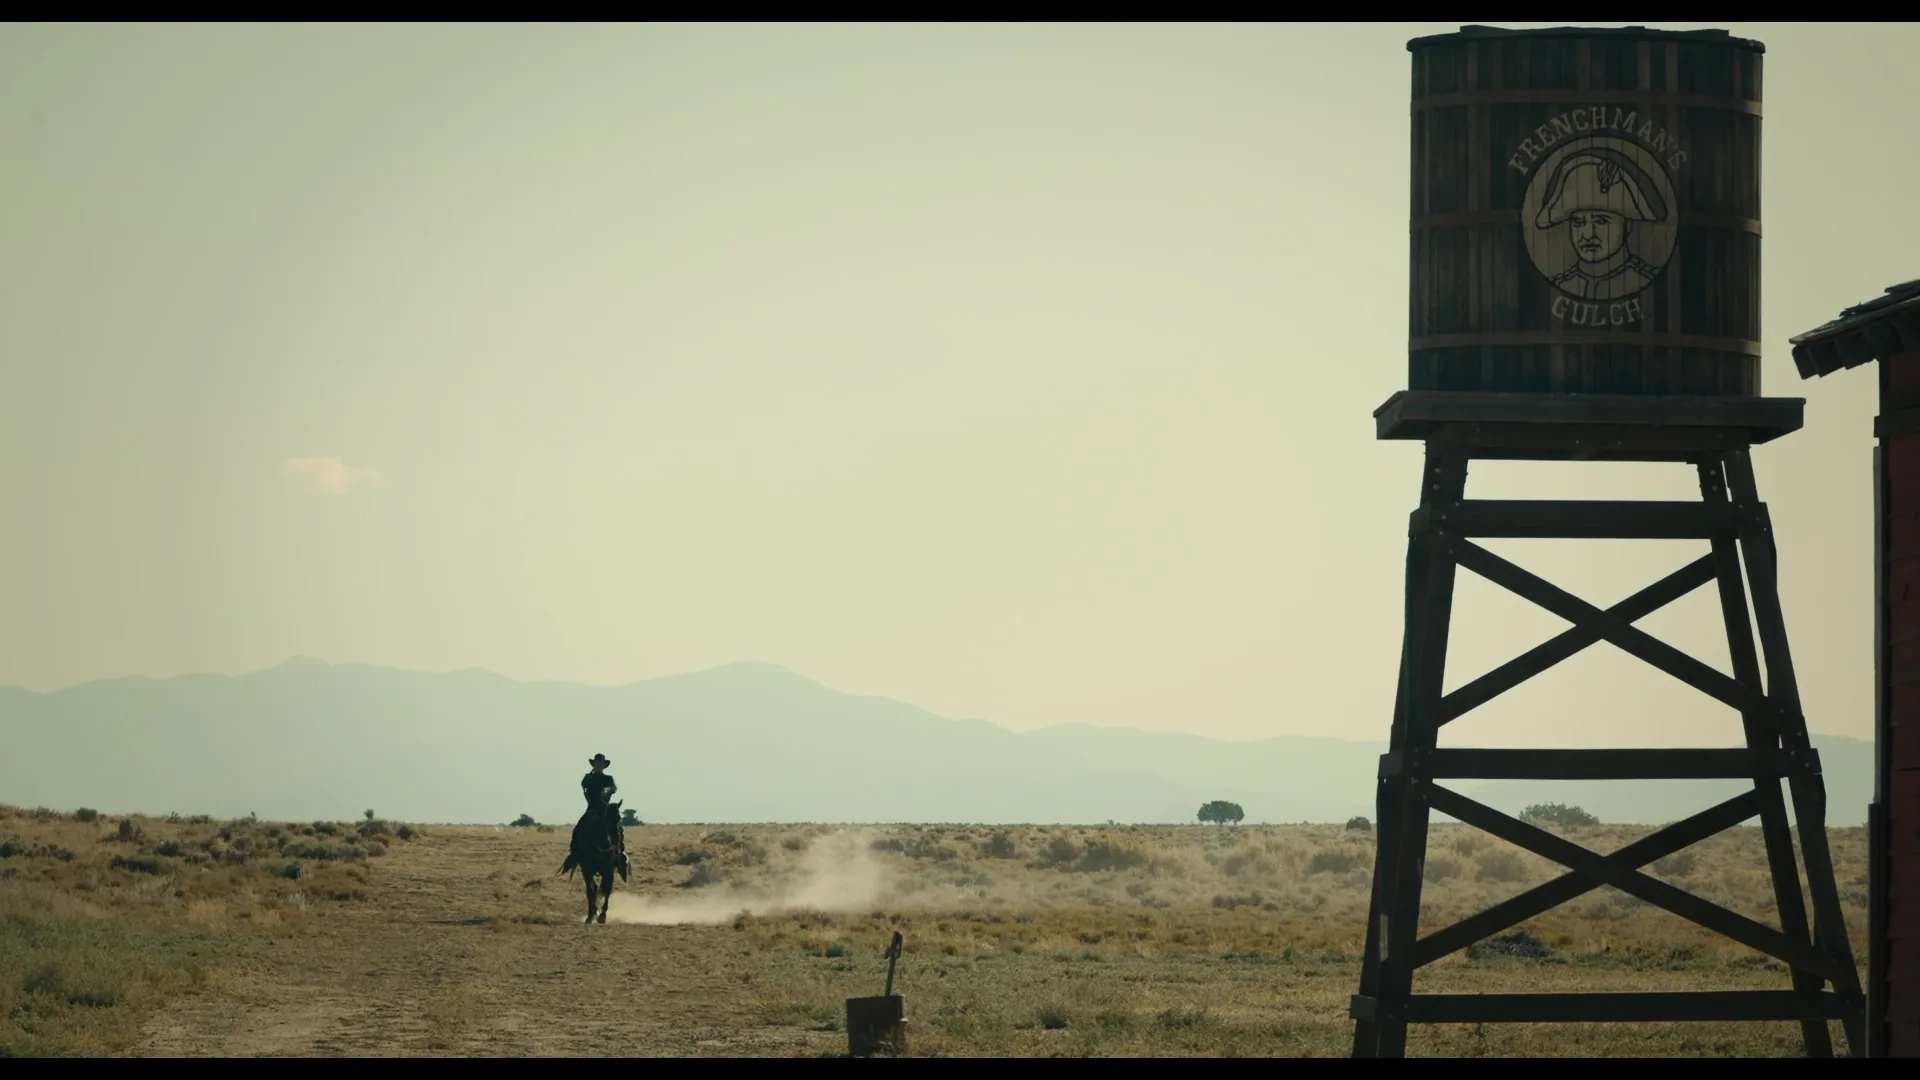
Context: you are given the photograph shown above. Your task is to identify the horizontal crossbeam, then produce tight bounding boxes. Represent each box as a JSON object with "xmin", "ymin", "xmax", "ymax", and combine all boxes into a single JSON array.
[
  {"xmin": 1413, "ymin": 792, "xmax": 1761, "ymax": 968},
  {"xmin": 1426, "ymin": 784, "xmax": 1849, "ymax": 984},
  {"xmin": 1439, "ymin": 556, "xmax": 1717, "ymax": 724},
  {"xmin": 1381, "ymin": 748, "xmax": 1801, "ymax": 781},
  {"xmin": 1448, "ymin": 539, "xmax": 1783, "ymax": 727},
  {"xmin": 1350, "ymin": 991, "xmax": 1853, "ymax": 1025},
  {"xmin": 1428, "ymin": 500, "xmax": 1742, "ymax": 539}
]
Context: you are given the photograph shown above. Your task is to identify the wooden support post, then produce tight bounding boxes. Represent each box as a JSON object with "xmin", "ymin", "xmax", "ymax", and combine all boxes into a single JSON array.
[
  {"xmin": 1722, "ymin": 450, "xmax": 1869, "ymax": 1053},
  {"xmin": 1351, "ymin": 426, "xmax": 1864, "ymax": 1057},
  {"xmin": 1354, "ymin": 446, "xmax": 1467, "ymax": 1057},
  {"xmin": 1697, "ymin": 456, "xmax": 1835, "ymax": 1055}
]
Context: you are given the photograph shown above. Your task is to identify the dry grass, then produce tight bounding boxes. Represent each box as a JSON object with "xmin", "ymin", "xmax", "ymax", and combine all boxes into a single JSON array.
[
  {"xmin": 0, "ymin": 805, "xmax": 1873, "ymax": 1057},
  {"xmin": 0, "ymin": 803, "xmax": 410, "ymax": 1056},
  {"xmin": 701, "ymin": 821, "xmax": 1869, "ymax": 964},
  {"xmin": 693, "ymin": 821, "xmax": 1870, "ymax": 1057}
]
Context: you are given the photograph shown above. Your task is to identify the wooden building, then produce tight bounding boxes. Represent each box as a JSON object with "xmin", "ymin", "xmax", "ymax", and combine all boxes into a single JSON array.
[{"xmin": 1791, "ymin": 277, "xmax": 1920, "ymax": 1058}]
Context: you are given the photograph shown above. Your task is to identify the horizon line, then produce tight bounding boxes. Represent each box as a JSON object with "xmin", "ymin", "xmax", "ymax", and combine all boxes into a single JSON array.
[
  {"xmin": 0, "ymin": 655, "xmax": 1393, "ymax": 746},
  {"xmin": 1, "ymin": 655, "xmax": 1874, "ymax": 747}
]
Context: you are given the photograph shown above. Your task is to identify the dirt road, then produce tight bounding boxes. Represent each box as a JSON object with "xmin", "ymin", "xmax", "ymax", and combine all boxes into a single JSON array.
[
  {"xmin": 131, "ymin": 828, "xmax": 836, "ymax": 1057},
  {"xmin": 119, "ymin": 820, "xmax": 1866, "ymax": 1058}
]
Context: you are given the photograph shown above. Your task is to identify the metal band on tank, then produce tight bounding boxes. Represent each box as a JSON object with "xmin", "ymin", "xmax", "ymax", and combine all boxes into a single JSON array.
[
  {"xmin": 1411, "ymin": 211, "xmax": 1760, "ymax": 236},
  {"xmin": 1409, "ymin": 332, "xmax": 1762, "ymax": 356},
  {"xmin": 1410, "ymin": 90, "xmax": 1760, "ymax": 115}
]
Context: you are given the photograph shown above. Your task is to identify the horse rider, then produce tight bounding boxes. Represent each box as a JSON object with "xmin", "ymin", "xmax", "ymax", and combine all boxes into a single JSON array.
[{"xmin": 581, "ymin": 753, "xmax": 628, "ymax": 873}]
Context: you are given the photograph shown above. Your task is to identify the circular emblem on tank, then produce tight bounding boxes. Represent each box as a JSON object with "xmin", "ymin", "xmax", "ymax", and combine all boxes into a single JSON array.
[{"xmin": 1520, "ymin": 136, "xmax": 1678, "ymax": 303}]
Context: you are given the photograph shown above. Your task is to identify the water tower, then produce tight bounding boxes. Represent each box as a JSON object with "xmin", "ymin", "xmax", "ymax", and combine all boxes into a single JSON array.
[{"xmin": 1349, "ymin": 24, "xmax": 1865, "ymax": 1057}]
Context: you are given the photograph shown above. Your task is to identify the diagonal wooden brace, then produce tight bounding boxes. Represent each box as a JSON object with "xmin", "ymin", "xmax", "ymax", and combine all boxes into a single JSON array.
[
  {"xmin": 1426, "ymin": 784, "xmax": 1849, "ymax": 984},
  {"xmin": 1440, "ymin": 555, "xmax": 1718, "ymax": 724},
  {"xmin": 1412, "ymin": 791, "xmax": 1760, "ymax": 968},
  {"xmin": 1447, "ymin": 538, "xmax": 1783, "ymax": 727}
]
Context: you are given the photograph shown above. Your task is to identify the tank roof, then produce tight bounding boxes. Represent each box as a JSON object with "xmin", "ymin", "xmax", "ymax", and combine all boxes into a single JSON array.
[{"xmin": 1408, "ymin": 25, "xmax": 1765, "ymax": 54}]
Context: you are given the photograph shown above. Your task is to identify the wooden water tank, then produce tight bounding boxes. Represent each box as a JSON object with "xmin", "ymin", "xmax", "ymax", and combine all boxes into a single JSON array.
[{"xmin": 1407, "ymin": 25, "xmax": 1764, "ymax": 396}]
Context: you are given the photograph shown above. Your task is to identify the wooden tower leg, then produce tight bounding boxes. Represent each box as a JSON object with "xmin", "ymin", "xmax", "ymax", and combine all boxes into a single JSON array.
[
  {"xmin": 1352, "ymin": 445, "xmax": 1468, "ymax": 1058},
  {"xmin": 1350, "ymin": 677, "xmax": 1405, "ymax": 1056},
  {"xmin": 1351, "ymin": 516, "xmax": 1418, "ymax": 1057},
  {"xmin": 1721, "ymin": 449, "xmax": 1869, "ymax": 1055},
  {"xmin": 1697, "ymin": 454, "xmax": 1835, "ymax": 1057}
]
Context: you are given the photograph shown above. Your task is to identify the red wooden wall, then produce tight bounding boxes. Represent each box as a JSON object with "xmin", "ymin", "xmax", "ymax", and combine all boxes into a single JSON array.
[{"xmin": 1882, "ymin": 348, "xmax": 1920, "ymax": 1056}]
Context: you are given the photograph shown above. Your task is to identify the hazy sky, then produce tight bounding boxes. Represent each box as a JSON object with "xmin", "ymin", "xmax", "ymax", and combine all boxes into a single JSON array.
[{"xmin": 3, "ymin": 23, "xmax": 1916, "ymax": 749}]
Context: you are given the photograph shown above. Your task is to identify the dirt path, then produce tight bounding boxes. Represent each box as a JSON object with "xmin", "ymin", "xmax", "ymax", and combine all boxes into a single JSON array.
[
  {"xmin": 98, "ymin": 819, "xmax": 1877, "ymax": 1058},
  {"xmin": 130, "ymin": 829, "xmax": 831, "ymax": 1057}
]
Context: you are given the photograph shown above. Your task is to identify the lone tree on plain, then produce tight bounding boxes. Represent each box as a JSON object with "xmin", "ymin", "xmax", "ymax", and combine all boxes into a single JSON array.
[{"xmin": 1197, "ymin": 800, "xmax": 1245, "ymax": 825}]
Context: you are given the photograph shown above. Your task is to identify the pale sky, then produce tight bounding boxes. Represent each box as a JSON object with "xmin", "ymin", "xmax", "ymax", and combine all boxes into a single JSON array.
[{"xmin": 2, "ymin": 23, "xmax": 1914, "ymax": 749}]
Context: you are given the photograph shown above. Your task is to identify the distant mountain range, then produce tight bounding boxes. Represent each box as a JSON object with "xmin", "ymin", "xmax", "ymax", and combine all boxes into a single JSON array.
[{"xmin": 0, "ymin": 659, "xmax": 1876, "ymax": 828}]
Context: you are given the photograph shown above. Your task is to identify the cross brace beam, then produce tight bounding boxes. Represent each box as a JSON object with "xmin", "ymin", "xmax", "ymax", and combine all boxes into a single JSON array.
[
  {"xmin": 1351, "ymin": 990, "xmax": 1856, "ymax": 1025},
  {"xmin": 1439, "ymin": 555, "xmax": 1716, "ymax": 724},
  {"xmin": 1450, "ymin": 538, "xmax": 1786, "ymax": 726},
  {"xmin": 1418, "ymin": 499, "xmax": 1743, "ymax": 539},
  {"xmin": 1379, "ymin": 748, "xmax": 1815, "ymax": 781},
  {"xmin": 1410, "ymin": 792, "xmax": 1760, "ymax": 968},
  {"xmin": 1427, "ymin": 784, "xmax": 1848, "ymax": 983}
]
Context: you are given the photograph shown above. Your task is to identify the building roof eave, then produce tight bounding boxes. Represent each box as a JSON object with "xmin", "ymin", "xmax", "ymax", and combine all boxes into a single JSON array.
[{"xmin": 1790, "ymin": 279, "xmax": 1920, "ymax": 380}]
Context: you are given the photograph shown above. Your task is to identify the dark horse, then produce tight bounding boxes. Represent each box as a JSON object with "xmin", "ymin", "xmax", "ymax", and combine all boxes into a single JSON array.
[{"xmin": 558, "ymin": 798, "xmax": 629, "ymax": 924}]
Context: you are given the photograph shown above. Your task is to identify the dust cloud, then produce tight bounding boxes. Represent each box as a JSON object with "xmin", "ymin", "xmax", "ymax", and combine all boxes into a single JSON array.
[{"xmin": 605, "ymin": 829, "xmax": 889, "ymax": 925}]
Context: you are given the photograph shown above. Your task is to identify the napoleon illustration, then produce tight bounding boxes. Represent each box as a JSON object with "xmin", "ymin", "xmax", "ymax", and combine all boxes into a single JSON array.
[{"xmin": 1525, "ymin": 142, "xmax": 1674, "ymax": 303}]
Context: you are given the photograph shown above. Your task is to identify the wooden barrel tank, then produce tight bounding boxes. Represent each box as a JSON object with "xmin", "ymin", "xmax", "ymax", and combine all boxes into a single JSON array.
[{"xmin": 1408, "ymin": 25, "xmax": 1764, "ymax": 396}]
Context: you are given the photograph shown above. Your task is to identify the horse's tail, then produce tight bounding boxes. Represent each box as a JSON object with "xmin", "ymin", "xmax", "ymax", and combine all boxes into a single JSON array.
[{"xmin": 559, "ymin": 850, "xmax": 578, "ymax": 878}]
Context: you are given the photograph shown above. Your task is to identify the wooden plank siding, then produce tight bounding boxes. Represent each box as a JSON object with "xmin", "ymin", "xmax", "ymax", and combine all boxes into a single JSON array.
[
  {"xmin": 1881, "ymin": 349, "xmax": 1920, "ymax": 1056},
  {"xmin": 1406, "ymin": 27, "xmax": 1764, "ymax": 396}
]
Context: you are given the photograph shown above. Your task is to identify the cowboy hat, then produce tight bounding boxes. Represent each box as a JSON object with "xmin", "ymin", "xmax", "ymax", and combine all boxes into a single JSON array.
[{"xmin": 589, "ymin": 753, "xmax": 611, "ymax": 767}]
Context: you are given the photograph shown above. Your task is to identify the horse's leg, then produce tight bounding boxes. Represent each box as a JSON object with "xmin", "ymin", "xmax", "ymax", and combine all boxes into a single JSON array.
[
  {"xmin": 597, "ymin": 868, "xmax": 611, "ymax": 924},
  {"xmin": 584, "ymin": 872, "xmax": 597, "ymax": 924}
]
